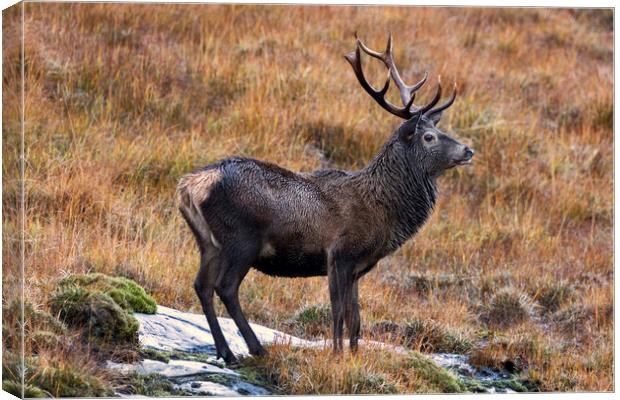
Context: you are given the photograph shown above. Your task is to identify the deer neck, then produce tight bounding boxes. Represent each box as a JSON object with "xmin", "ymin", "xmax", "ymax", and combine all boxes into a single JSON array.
[{"xmin": 356, "ymin": 137, "xmax": 438, "ymax": 251}]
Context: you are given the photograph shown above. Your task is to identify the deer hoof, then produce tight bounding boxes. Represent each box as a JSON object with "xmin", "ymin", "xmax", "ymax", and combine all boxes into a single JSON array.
[
  {"xmin": 219, "ymin": 351, "xmax": 238, "ymax": 365},
  {"xmin": 251, "ymin": 346, "xmax": 267, "ymax": 357}
]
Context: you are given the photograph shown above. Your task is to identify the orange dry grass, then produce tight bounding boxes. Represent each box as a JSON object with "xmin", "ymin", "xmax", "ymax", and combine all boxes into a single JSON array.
[
  {"xmin": 3, "ymin": 4, "xmax": 613, "ymax": 393},
  {"xmin": 245, "ymin": 343, "xmax": 461, "ymax": 394}
]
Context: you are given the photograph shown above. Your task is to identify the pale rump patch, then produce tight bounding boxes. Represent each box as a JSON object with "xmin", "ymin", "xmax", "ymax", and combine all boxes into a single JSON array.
[
  {"xmin": 177, "ymin": 169, "xmax": 223, "ymax": 209},
  {"xmin": 177, "ymin": 169, "xmax": 223, "ymax": 247}
]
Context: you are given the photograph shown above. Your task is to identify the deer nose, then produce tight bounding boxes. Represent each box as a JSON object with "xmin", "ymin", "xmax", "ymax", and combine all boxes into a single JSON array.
[{"xmin": 464, "ymin": 147, "xmax": 475, "ymax": 160}]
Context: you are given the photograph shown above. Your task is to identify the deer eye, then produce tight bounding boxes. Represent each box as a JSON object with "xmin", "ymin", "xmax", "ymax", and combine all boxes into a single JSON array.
[{"xmin": 423, "ymin": 133, "xmax": 435, "ymax": 143}]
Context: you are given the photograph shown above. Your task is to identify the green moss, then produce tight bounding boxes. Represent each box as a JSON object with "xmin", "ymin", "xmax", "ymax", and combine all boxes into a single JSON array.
[
  {"xmin": 492, "ymin": 378, "xmax": 528, "ymax": 392},
  {"xmin": 140, "ymin": 348, "xmax": 171, "ymax": 363},
  {"xmin": 406, "ymin": 352, "xmax": 465, "ymax": 393},
  {"xmin": 202, "ymin": 373, "xmax": 232, "ymax": 385},
  {"xmin": 235, "ymin": 355, "xmax": 284, "ymax": 394},
  {"xmin": 348, "ymin": 372, "xmax": 398, "ymax": 394},
  {"xmin": 57, "ymin": 273, "xmax": 156, "ymax": 314},
  {"xmin": 50, "ymin": 286, "xmax": 139, "ymax": 345},
  {"xmin": 458, "ymin": 376, "xmax": 534, "ymax": 393},
  {"xmin": 295, "ymin": 304, "xmax": 331, "ymax": 326},
  {"xmin": 518, "ymin": 377, "xmax": 542, "ymax": 392},
  {"xmin": 458, "ymin": 377, "xmax": 487, "ymax": 393},
  {"xmin": 114, "ymin": 372, "xmax": 184, "ymax": 396},
  {"xmin": 236, "ymin": 368, "xmax": 274, "ymax": 389},
  {"xmin": 48, "ymin": 273, "xmax": 157, "ymax": 346},
  {"xmin": 286, "ymin": 303, "xmax": 331, "ymax": 337}
]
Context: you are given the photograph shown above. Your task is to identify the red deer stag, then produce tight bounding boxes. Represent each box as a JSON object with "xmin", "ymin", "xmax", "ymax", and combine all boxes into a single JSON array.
[{"xmin": 177, "ymin": 33, "xmax": 474, "ymax": 363}]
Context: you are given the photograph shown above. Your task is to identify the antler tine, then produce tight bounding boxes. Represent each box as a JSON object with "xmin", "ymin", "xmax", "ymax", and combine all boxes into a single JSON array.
[
  {"xmin": 356, "ymin": 32, "xmax": 428, "ymax": 111},
  {"xmin": 354, "ymin": 31, "xmax": 386, "ymax": 59},
  {"xmin": 426, "ymin": 82, "xmax": 458, "ymax": 117},
  {"xmin": 346, "ymin": 33, "xmax": 457, "ymax": 121},
  {"xmin": 418, "ymin": 77, "xmax": 443, "ymax": 115},
  {"xmin": 344, "ymin": 45, "xmax": 412, "ymax": 119}
]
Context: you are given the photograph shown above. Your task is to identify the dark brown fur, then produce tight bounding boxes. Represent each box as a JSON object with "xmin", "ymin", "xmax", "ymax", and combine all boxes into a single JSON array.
[
  {"xmin": 177, "ymin": 114, "xmax": 473, "ymax": 363},
  {"xmin": 178, "ymin": 34, "xmax": 474, "ymax": 363}
]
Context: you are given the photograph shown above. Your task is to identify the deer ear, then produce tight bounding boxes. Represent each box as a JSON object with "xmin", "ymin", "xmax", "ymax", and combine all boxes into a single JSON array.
[
  {"xmin": 399, "ymin": 116, "xmax": 420, "ymax": 142},
  {"xmin": 428, "ymin": 110, "xmax": 443, "ymax": 125}
]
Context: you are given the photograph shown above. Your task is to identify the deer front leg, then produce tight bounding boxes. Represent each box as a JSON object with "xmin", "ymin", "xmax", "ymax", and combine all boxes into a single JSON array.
[
  {"xmin": 346, "ymin": 279, "xmax": 361, "ymax": 352},
  {"xmin": 328, "ymin": 268, "xmax": 344, "ymax": 353},
  {"xmin": 328, "ymin": 258, "xmax": 354, "ymax": 353}
]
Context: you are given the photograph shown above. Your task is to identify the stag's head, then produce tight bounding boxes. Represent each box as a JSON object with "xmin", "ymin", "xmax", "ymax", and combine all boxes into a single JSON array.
[{"xmin": 345, "ymin": 33, "xmax": 474, "ymax": 177}]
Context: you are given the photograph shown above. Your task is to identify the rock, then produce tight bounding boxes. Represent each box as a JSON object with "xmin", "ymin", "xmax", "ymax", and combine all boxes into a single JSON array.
[
  {"xmin": 108, "ymin": 305, "xmax": 531, "ymax": 395},
  {"xmin": 175, "ymin": 380, "xmax": 241, "ymax": 396},
  {"xmin": 107, "ymin": 358, "xmax": 237, "ymax": 378},
  {"xmin": 134, "ymin": 305, "xmax": 316, "ymax": 356}
]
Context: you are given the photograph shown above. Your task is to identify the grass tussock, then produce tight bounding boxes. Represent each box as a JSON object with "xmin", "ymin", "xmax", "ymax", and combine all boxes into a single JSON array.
[
  {"xmin": 371, "ymin": 318, "xmax": 473, "ymax": 354},
  {"xmin": 532, "ymin": 280, "xmax": 574, "ymax": 313},
  {"xmin": 1, "ymin": 274, "xmax": 157, "ymax": 397},
  {"xmin": 477, "ymin": 287, "xmax": 537, "ymax": 329},
  {"xmin": 3, "ymin": 3, "xmax": 613, "ymax": 394},
  {"xmin": 243, "ymin": 345, "xmax": 465, "ymax": 394},
  {"xmin": 284, "ymin": 303, "xmax": 332, "ymax": 338},
  {"xmin": 3, "ymin": 351, "xmax": 114, "ymax": 398}
]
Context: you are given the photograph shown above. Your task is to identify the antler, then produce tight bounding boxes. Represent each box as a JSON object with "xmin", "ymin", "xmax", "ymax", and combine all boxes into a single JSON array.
[{"xmin": 345, "ymin": 32, "xmax": 457, "ymax": 120}]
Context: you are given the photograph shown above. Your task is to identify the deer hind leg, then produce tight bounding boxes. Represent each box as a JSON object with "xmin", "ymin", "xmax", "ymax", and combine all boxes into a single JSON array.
[
  {"xmin": 180, "ymin": 206, "xmax": 237, "ymax": 363},
  {"xmin": 193, "ymin": 246, "xmax": 238, "ymax": 364},
  {"xmin": 215, "ymin": 242, "xmax": 266, "ymax": 357}
]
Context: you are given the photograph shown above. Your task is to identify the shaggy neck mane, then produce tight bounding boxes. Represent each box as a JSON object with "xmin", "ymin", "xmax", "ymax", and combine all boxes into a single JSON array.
[{"xmin": 355, "ymin": 135, "xmax": 438, "ymax": 252}]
